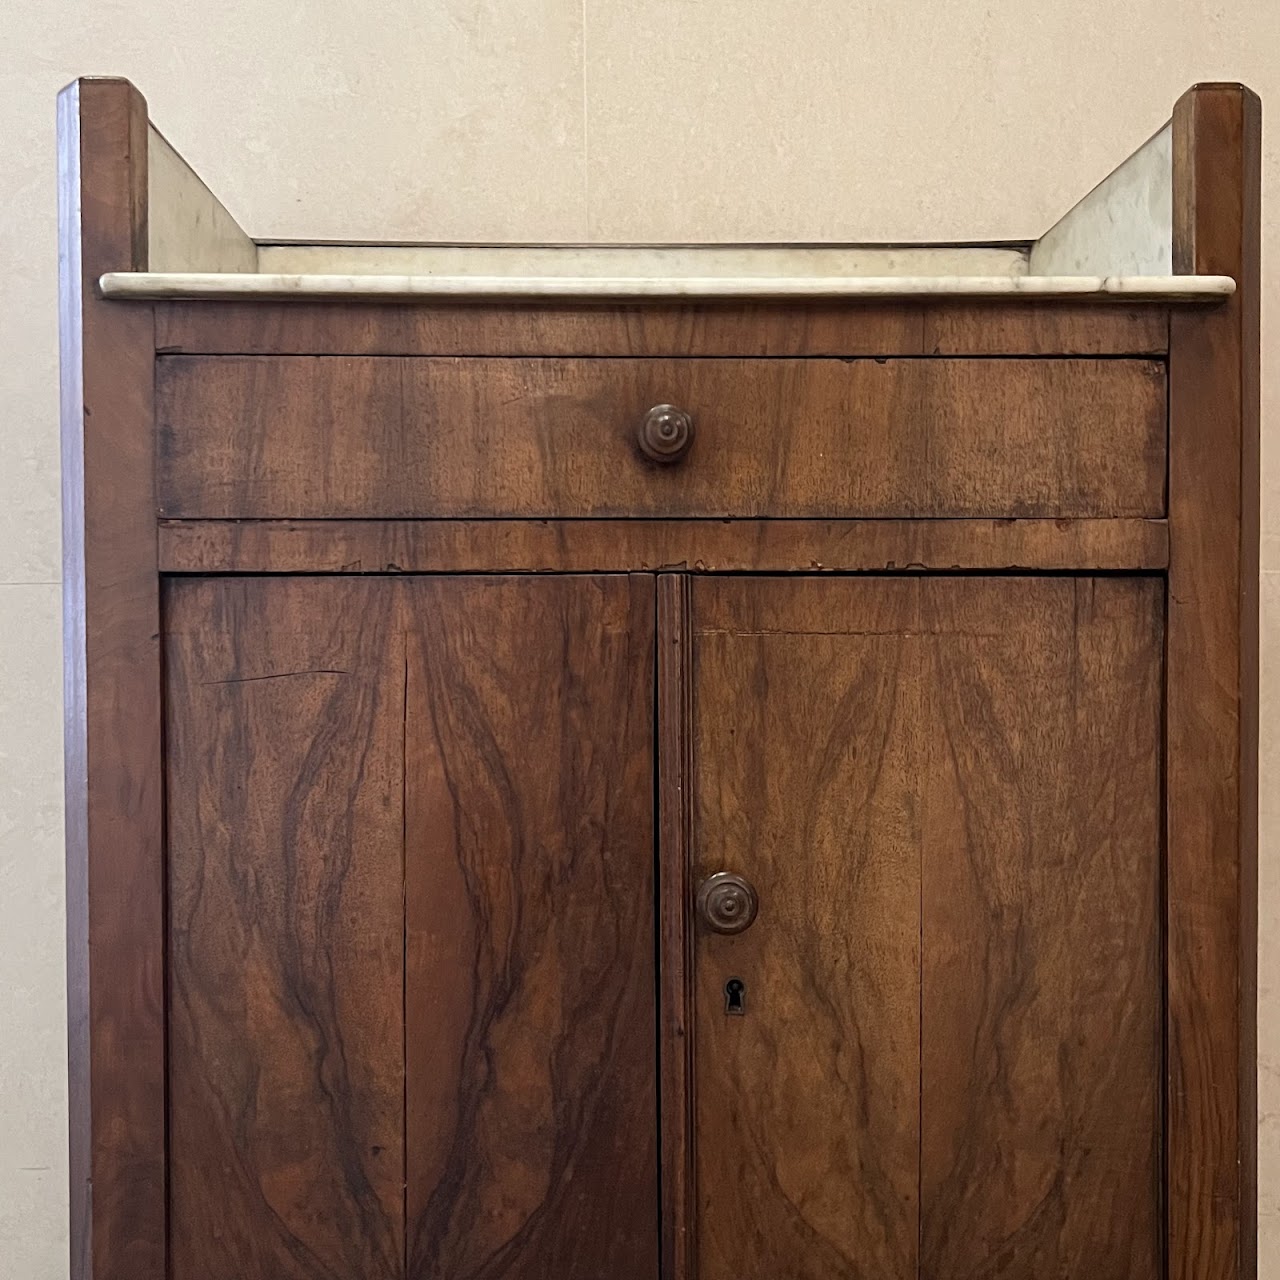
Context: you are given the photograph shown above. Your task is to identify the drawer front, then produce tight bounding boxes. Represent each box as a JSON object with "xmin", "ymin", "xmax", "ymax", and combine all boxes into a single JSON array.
[{"xmin": 157, "ymin": 356, "xmax": 1166, "ymax": 519}]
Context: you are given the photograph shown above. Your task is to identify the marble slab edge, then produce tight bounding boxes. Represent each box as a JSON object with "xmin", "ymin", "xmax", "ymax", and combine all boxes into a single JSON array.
[{"xmin": 98, "ymin": 271, "xmax": 1237, "ymax": 302}]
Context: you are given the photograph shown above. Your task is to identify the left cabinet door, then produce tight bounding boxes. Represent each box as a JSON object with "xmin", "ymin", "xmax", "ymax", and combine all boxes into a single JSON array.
[
  {"xmin": 164, "ymin": 576, "xmax": 659, "ymax": 1280},
  {"xmin": 166, "ymin": 577, "xmax": 408, "ymax": 1280}
]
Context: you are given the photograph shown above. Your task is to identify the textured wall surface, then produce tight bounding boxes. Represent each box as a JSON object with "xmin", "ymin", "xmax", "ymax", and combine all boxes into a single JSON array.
[{"xmin": 1, "ymin": 2, "xmax": 1276, "ymax": 1275}]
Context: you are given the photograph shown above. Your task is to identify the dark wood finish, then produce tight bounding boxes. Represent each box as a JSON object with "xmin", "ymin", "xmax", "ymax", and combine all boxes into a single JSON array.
[
  {"xmin": 638, "ymin": 403, "xmax": 696, "ymax": 463},
  {"xmin": 686, "ymin": 576, "xmax": 1163, "ymax": 1279},
  {"xmin": 158, "ymin": 517, "xmax": 1171, "ymax": 575},
  {"xmin": 58, "ymin": 78, "xmax": 164, "ymax": 1280},
  {"xmin": 156, "ymin": 356, "xmax": 1167, "ymax": 520},
  {"xmin": 657, "ymin": 576, "xmax": 695, "ymax": 1280},
  {"xmin": 688, "ymin": 576, "xmax": 922, "ymax": 1279},
  {"xmin": 154, "ymin": 299, "xmax": 1170, "ymax": 357},
  {"xmin": 62, "ymin": 78, "xmax": 1261, "ymax": 1280},
  {"xmin": 402, "ymin": 575, "xmax": 658, "ymax": 1280},
  {"xmin": 164, "ymin": 579, "xmax": 406, "ymax": 1280},
  {"xmin": 163, "ymin": 575, "xmax": 659, "ymax": 1280},
  {"xmin": 919, "ymin": 576, "xmax": 1163, "ymax": 1277},
  {"xmin": 921, "ymin": 302, "xmax": 1169, "ymax": 354},
  {"xmin": 1167, "ymin": 83, "xmax": 1262, "ymax": 1280}
]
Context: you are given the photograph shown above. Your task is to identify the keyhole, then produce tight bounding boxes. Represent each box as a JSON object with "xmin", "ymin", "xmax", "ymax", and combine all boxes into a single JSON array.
[{"xmin": 724, "ymin": 977, "xmax": 746, "ymax": 1016}]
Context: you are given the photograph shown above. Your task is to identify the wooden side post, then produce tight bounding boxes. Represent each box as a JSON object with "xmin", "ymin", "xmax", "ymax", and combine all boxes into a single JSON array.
[
  {"xmin": 1167, "ymin": 82, "xmax": 1262, "ymax": 1280},
  {"xmin": 657, "ymin": 574, "xmax": 695, "ymax": 1280},
  {"xmin": 58, "ymin": 77, "xmax": 165, "ymax": 1280}
]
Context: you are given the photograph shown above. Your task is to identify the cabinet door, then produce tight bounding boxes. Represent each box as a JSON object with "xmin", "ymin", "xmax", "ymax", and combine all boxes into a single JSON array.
[
  {"xmin": 166, "ymin": 578, "xmax": 407, "ymax": 1280},
  {"xmin": 166, "ymin": 576, "xmax": 658, "ymax": 1280},
  {"xmin": 402, "ymin": 576, "xmax": 658, "ymax": 1279},
  {"xmin": 681, "ymin": 576, "xmax": 1162, "ymax": 1280}
]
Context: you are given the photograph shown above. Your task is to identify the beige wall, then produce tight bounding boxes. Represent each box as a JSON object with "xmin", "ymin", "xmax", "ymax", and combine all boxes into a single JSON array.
[{"xmin": 1, "ymin": 2, "xmax": 1276, "ymax": 1275}]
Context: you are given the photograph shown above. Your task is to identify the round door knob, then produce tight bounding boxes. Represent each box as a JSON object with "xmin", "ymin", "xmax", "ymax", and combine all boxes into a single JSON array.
[
  {"xmin": 696, "ymin": 872, "xmax": 759, "ymax": 935},
  {"xmin": 637, "ymin": 404, "xmax": 694, "ymax": 463}
]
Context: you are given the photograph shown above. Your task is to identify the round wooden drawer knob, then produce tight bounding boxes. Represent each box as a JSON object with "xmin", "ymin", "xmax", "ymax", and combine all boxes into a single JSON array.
[
  {"xmin": 697, "ymin": 872, "xmax": 759, "ymax": 935},
  {"xmin": 638, "ymin": 404, "xmax": 695, "ymax": 463}
]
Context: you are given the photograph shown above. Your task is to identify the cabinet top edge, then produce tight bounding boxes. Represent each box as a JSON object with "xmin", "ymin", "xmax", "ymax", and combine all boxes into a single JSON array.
[{"xmin": 99, "ymin": 271, "xmax": 1236, "ymax": 304}]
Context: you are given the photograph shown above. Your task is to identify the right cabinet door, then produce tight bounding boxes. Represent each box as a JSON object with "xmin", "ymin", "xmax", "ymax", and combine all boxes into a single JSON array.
[{"xmin": 684, "ymin": 576, "xmax": 1163, "ymax": 1280}]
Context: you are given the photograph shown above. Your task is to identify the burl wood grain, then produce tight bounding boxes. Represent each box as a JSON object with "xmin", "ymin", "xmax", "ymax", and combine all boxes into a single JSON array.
[
  {"xmin": 402, "ymin": 576, "xmax": 658, "ymax": 1280},
  {"xmin": 690, "ymin": 577, "xmax": 922, "ymax": 1280},
  {"xmin": 156, "ymin": 355, "xmax": 1166, "ymax": 520},
  {"xmin": 919, "ymin": 577, "xmax": 1162, "ymax": 1278},
  {"xmin": 687, "ymin": 577, "xmax": 1162, "ymax": 1280},
  {"xmin": 165, "ymin": 575, "xmax": 660, "ymax": 1280},
  {"xmin": 165, "ymin": 579, "xmax": 406, "ymax": 1280}
]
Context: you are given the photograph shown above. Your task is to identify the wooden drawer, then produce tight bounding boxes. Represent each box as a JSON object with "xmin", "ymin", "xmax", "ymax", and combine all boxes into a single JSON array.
[{"xmin": 157, "ymin": 356, "xmax": 1166, "ymax": 519}]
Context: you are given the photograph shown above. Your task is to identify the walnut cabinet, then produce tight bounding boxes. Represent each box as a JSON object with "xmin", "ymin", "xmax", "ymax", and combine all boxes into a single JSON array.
[{"xmin": 59, "ymin": 78, "xmax": 1260, "ymax": 1280}]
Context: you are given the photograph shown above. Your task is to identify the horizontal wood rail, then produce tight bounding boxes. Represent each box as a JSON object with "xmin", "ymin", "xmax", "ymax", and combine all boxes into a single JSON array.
[{"xmin": 158, "ymin": 517, "xmax": 1170, "ymax": 575}]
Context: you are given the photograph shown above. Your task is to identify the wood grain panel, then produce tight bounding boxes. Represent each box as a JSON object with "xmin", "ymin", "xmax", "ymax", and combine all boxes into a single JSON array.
[
  {"xmin": 58, "ymin": 77, "xmax": 165, "ymax": 1280},
  {"xmin": 158, "ymin": 517, "xmax": 1171, "ymax": 575},
  {"xmin": 153, "ymin": 299, "xmax": 1168, "ymax": 357},
  {"xmin": 1167, "ymin": 83, "xmax": 1262, "ymax": 1280},
  {"xmin": 689, "ymin": 578, "xmax": 922, "ymax": 1280},
  {"xmin": 686, "ymin": 577, "xmax": 1162, "ymax": 1279},
  {"xmin": 402, "ymin": 575, "xmax": 658, "ymax": 1280},
  {"xmin": 919, "ymin": 577, "xmax": 1163, "ymax": 1278},
  {"xmin": 157, "ymin": 356, "xmax": 1167, "ymax": 520},
  {"xmin": 165, "ymin": 578, "xmax": 406, "ymax": 1280},
  {"xmin": 922, "ymin": 301, "xmax": 1169, "ymax": 354}
]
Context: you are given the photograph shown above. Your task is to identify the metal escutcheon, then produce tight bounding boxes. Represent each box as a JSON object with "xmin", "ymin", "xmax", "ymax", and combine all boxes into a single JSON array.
[{"xmin": 696, "ymin": 872, "xmax": 759, "ymax": 935}]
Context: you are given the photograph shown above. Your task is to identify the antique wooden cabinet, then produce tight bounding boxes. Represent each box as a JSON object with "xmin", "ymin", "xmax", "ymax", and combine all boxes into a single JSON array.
[{"xmin": 59, "ymin": 78, "xmax": 1260, "ymax": 1279}]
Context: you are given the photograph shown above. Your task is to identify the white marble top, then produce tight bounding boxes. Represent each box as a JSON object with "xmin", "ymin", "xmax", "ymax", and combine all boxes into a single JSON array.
[
  {"xmin": 252, "ymin": 242, "xmax": 1032, "ymax": 277},
  {"xmin": 98, "ymin": 271, "xmax": 1235, "ymax": 302}
]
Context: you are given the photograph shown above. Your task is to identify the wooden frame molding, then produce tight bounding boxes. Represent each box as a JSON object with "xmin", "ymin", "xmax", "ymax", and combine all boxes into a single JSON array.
[
  {"xmin": 151, "ymin": 299, "xmax": 1175, "ymax": 358},
  {"xmin": 156, "ymin": 518, "xmax": 1171, "ymax": 576},
  {"xmin": 1167, "ymin": 82, "xmax": 1261, "ymax": 1280},
  {"xmin": 59, "ymin": 78, "xmax": 165, "ymax": 1280},
  {"xmin": 657, "ymin": 575, "xmax": 695, "ymax": 1280}
]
